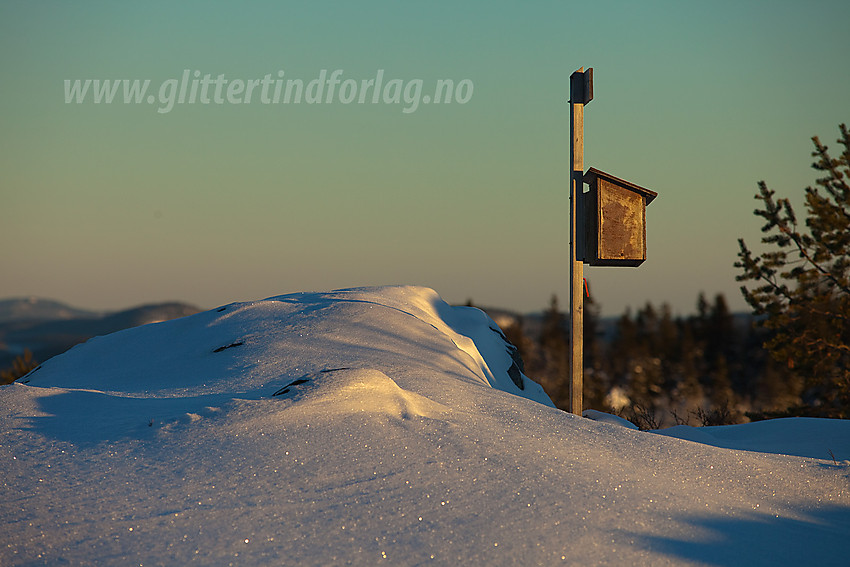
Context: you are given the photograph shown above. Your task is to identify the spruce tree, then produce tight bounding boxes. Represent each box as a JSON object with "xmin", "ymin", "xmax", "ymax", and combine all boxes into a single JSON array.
[
  {"xmin": 0, "ymin": 350, "xmax": 39, "ymax": 385},
  {"xmin": 537, "ymin": 295, "xmax": 570, "ymax": 408},
  {"xmin": 735, "ymin": 124, "xmax": 850, "ymax": 417},
  {"xmin": 582, "ymin": 294, "xmax": 609, "ymax": 410}
]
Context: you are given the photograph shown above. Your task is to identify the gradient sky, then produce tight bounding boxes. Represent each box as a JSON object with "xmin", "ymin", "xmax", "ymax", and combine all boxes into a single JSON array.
[{"xmin": 2, "ymin": 1, "xmax": 849, "ymax": 316}]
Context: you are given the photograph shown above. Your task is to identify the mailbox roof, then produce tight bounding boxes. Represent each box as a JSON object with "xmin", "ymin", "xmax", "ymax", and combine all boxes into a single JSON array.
[{"xmin": 584, "ymin": 167, "xmax": 657, "ymax": 205}]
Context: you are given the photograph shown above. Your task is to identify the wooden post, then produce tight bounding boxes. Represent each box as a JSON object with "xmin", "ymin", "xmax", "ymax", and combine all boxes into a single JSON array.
[{"xmin": 569, "ymin": 67, "xmax": 592, "ymax": 415}]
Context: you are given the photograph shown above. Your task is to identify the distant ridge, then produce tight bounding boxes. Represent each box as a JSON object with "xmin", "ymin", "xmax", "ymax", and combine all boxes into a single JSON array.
[
  {"xmin": 0, "ymin": 298, "xmax": 201, "ymax": 370},
  {"xmin": 0, "ymin": 297, "xmax": 101, "ymax": 323}
]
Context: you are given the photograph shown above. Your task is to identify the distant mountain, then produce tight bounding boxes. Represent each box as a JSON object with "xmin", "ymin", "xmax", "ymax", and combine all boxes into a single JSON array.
[
  {"xmin": 0, "ymin": 299, "xmax": 202, "ymax": 371},
  {"xmin": 0, "ymin": 298, "xmax": 101, "ymax": 323}
]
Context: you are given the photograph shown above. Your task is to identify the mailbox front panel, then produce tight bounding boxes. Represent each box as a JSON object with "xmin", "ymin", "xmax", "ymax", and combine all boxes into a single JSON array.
[{"xmin": 592, "ymin": 178, "xmax": 646, "ymax": 266}]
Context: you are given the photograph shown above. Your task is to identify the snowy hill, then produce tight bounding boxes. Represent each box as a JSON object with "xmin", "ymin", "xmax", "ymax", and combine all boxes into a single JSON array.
[{"xmin": 1, "ymin": 286, "xmax": 848, "ymax": 566}]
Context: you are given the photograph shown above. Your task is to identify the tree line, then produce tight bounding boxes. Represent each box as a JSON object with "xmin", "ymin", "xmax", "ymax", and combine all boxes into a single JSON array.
[{"xmin": 497, "ymin": 292, "xmax": 800, "ymax": 429}]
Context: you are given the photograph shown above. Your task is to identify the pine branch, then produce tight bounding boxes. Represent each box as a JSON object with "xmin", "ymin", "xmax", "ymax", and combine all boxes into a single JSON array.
[{"xmin": 773, "ymin": 209, "xmax": 850, "ymax": 296}]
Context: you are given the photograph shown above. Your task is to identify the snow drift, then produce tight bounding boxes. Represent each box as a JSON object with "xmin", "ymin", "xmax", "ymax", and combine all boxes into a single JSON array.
[{"xmin": 1, "ymin": 286, "xmax": 848, "ymax": 566}]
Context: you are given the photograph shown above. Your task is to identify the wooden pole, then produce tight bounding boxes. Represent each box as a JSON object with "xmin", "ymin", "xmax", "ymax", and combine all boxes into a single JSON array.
[{"xmin": 569, "ymin": 68, "xmax": 590, "ymax": 415}]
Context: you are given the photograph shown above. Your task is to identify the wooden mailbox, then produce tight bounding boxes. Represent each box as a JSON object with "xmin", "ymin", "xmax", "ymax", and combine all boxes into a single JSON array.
[{"xmin": 582, "ymin": 167, "xmax": 657, "ymax": 267}]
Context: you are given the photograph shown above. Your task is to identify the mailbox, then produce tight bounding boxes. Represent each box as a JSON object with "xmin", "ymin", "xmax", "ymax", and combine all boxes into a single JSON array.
[{"xmin": 582, "ymin": 167, "xmax": 657, "ymax": 267}]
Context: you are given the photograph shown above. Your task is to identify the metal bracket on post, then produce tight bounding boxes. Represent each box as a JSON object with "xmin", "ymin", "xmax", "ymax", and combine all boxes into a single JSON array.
[{"xmin": 569, "ymin": 67, "xmax": 592, "ymax": 416}]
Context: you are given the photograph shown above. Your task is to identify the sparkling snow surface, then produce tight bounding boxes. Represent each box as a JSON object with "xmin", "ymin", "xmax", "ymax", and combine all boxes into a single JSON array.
[{"xmin": 1, "ymin": 286, "xmax": 848, "ymax": 566}]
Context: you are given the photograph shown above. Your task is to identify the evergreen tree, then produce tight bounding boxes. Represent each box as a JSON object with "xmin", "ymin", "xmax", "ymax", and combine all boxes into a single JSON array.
[
  {"xmin": 632, "ymin": 303, "xmax": 664, "ymax": 407},
  {"xmin": 582, "ymin": 294, "xmax": 609, "ymax": 410},
  {"xmin": 707, "ymin": 294, "xmax": 735, "ymax": 362},
  {"xmin": 708, "ymin": 354, "xmax": 735, "ymax": 408},
  {"xmin": 610, "ymin": 308, "xmax": 638, "ymax": 393},
  {"xmin": 673, "ymin": 325, "xmax": 705, "ymax": 414},
  {"xmin": 736, "ymin": 124, "xmax": 850, "ymax": 417},
  {"xmin": 537, "ymin": 294, "xmax": 570, "ymax": 408},
  {"xmin": 657, "ymin": 304, "xmax": 679, "ymax": 361},
  {"xmin": 1, "ymin": 349, "xmax": 39, "ymax": 385}
]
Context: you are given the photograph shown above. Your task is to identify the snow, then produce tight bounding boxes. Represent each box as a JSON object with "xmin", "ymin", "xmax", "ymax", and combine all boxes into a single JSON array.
[
  {"xmin": 1, "ymin": 285, "xmax": 848, "ymax": 566},
  {"xmin": 582, "ymin": 408, "xmax": 639, "ymax": 430},
  {"xmin": 653, "ymin": 417, "xmax": 850, "ymax": 461}
]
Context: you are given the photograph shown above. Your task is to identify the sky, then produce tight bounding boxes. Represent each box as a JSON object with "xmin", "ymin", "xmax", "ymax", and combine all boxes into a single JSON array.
[{"xmin": 2, "ymin": 0, "xmax": 849, "ymax": 317}]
